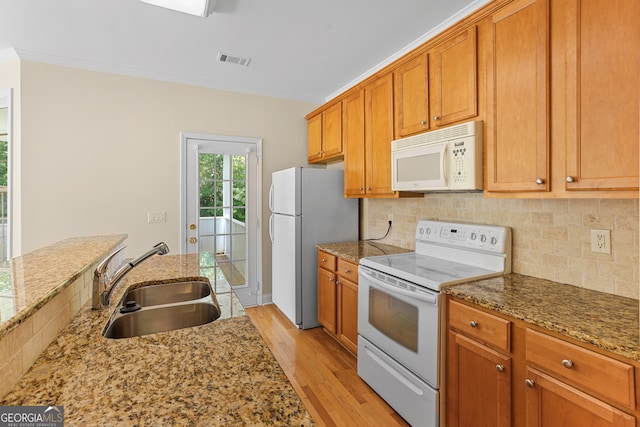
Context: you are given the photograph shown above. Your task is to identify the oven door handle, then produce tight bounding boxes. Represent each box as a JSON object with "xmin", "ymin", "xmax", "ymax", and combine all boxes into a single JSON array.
[{"xmin": 363, "ymin": 272, "xmax": 438, "ymax": 304}]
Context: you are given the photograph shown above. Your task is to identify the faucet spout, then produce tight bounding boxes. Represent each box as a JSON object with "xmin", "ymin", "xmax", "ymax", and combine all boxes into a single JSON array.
[{"xmin": 94, "ymin": 242, "xmax": 170, "ymax": 309}]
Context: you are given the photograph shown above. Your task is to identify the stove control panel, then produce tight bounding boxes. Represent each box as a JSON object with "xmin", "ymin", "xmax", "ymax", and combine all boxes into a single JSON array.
[{"xmin": 416, "ymin": 220, "xmax": 511, "ymax": 254}]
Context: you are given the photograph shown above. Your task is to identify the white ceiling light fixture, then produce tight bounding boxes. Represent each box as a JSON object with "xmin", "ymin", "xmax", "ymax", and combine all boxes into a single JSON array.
[{"xmin": 139, "ymin": 0, "xmax": 217, "ymax": 17}]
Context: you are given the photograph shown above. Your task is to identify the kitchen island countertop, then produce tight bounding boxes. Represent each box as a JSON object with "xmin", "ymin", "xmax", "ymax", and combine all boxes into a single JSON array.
[{"xmin": 1, "ymin": 254, "xmax": 313, "ymax": 425}]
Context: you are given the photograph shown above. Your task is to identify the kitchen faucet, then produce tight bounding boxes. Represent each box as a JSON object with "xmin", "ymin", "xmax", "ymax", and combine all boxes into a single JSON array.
[{"xmin": 92, "ymin": 242, "xmax": 170, "ymax": 309}]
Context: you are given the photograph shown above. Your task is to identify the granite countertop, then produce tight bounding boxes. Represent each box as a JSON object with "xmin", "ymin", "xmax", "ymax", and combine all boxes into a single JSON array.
[
  {"xmin": 316, "ymin": 240, "xmax": 412, "ymax": 263},
  {"xmin": 2, "ymin": 254, "xmax": 313, "ymax": 426},
  {"xmin": 443, "ymin": 273, "xmax": 640, "ymax": 362},
  {"xmin": 0, "ymin": 235, "xmax": 127, "ymax": 339}
]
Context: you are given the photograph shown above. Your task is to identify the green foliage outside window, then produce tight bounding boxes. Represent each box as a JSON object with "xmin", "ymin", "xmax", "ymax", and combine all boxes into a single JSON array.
[{"xmin": 199, "ymin": 153, "xmax": 246, "ymax": 223}]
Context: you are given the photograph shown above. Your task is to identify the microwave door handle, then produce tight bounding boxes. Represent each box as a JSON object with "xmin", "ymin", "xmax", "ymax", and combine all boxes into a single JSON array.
[
  {"xmin": 441, "ymin": 144, "xmax": 448, "ymax": 187},
  {"xmin": 363, "ymin": 271, "xmax": 437, "ymax": 304}
]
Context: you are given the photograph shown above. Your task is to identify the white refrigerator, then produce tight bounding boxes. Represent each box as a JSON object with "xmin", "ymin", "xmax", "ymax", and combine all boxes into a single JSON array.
[{"xmin": 269, "ymin": 167, "xmax": 359, "ymax": 329}]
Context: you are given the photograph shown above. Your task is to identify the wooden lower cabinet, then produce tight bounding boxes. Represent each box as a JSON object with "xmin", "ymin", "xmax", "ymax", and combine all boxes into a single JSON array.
[
  {"xmin": 525, "ymin": 368, "xmax": 635, "ymax": 427},
  {"xmin": 446, "ymin": 297, "xmax": 638, "ymax": 427},
  {"xmin": 447, "ymin": 330, "xmax": 511, "ymax": 427},
  {"xmin": 317, "ymin": 250, "xmax": 359, "ymax": 354}
]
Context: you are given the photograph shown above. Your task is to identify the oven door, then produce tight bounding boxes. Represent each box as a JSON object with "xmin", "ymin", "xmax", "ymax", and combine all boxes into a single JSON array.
[{"xmin": 358, "ymin": 265, "xmax": 440, "ymax": 387}]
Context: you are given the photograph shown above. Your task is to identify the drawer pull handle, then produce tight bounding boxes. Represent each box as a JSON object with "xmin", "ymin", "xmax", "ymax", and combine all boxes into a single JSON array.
[
  {"xmin": 496, "ymin": 364, "xmax": 505, "ymax": 373},
  {"xmin": 562, "ymin": 359, "xmax": 574, "ymax": 369},
  {"xmin": 525, "ymin": 379, "xmax": 535, "ymax": 388},
  {"xmin": 469, "ymin": 321, "xmax": 478, "ymax": 328}
]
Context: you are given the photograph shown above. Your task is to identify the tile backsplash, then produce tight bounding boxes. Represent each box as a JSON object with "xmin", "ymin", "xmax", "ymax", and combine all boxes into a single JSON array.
[{"xmin": 364, "ymin": 195, "xmax": 639, "ymax": 299}]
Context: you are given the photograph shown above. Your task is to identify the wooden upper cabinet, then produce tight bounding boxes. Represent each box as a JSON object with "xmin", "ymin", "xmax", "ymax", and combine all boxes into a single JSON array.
[
  {"xmin": 365, "ymin": 73, "xmax": 396, "ymax": 197},
  {"xmin": 394, "ymin": 26, "xmax": 478, "ymax": 139},
  {"xmin": 486, "ymin": 0, "xmax": 550, "ymax": 193},
  {"xmin": 343, "ymin": 89, "xmax": 366, "ymax": 197},
  {"xmin": 394, "ymin": 53, "xmax": 430, "ymax": 138},
  {"xmin": 430, "ymin": 25, "xmax": 478, "ymax": 128},
  {"xmin": 307, "ymin": 102, "xmax": 343, "ymax": 164},
  {"xmin": 564, "ymin": 0, "xmax": 639, "ymax": 191}
]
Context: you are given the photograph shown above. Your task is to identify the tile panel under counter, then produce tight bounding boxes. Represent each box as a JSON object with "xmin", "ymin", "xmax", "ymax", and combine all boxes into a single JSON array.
[
  {"xmin": 442, "ymin": 273, "xmax": 640, "ymax": 362},
  {"xmin": 316, "ymin": 241, "xmax": 412, "ymax": 263}
]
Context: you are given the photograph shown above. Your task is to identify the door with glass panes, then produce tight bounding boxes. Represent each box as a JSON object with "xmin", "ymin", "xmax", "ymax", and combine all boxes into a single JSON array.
[{"xmin": 183, "ymin": 136, "xmax": 260, "ymax": 309}]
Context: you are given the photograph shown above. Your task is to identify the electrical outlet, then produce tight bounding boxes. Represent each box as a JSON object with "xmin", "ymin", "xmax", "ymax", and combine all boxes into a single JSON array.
[
  {"xmin": 148, "ymin": 211, "xmax": 166, "ymax": 224},
  {"xmin": 590, "ymin": 229, "xmax": 611, "ymax": 254}
]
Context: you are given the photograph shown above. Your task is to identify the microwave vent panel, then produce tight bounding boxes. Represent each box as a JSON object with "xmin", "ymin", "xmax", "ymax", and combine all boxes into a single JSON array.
[{"xmin": 392, "ymin": 120, "xmax": 482, "ymax": 150}]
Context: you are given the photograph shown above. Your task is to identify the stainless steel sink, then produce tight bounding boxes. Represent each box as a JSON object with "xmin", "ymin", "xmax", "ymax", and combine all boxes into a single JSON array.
[
  {"xmin": 123, "ymin": 280, "xmax": 211, "ymax": 306},
  {"xmin": 102, "ymin": 280, "xmax": 220, "ymax": 339},
  {"xmin": 103, "ymin": 302, "xmax": 220, "ymax": 339}
]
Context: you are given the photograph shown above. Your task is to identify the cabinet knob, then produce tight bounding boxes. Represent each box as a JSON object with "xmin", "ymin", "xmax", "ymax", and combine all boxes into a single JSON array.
[
  {"xmin": 562, "ymin": 359, "xmax": 574, "ymax": 369},
  {"xmin": 433, "ymin": 115, "xmax": 440, "ymax": 121},
  {"xmin": 566, "ymin": 176, "xmax": 575, "ymax": 183},
  {"xmin": 420, "ymin": 120, "xmax": 427, "ymax": 125},
  {"xmin": 535, "ymin": 178, "xmax": 545, "ymax": 185},
  {"xmin": 367, "ymin": 187, "xmax": 372, "ymax": 191},
  {"xmin": 321, "ymin": 258, "xmax": 327, "ymax": 262},
  {"xmin": 496, "ymin": 364, "xmax": 505, "ymax": 373},
  {"xmin": 525, "ymin": 379, "xmax": 535, "ymax": 388},
  {"xmin": 469, "ymin": 321, "xmax": 478, "ymax": 328},
  {"xmin": 328, "ymin": 277, "xmax": 334, "ymax": 282},
  {"xmin": 359, "ymin": 187, "xmax": 364, "ymax": 191},
  {"xmin": 335, "ymin": 280, "xmax": 341, "ymax": 285},
  {"xmin": 344, "ymin": 269, "xmax": 351, "ymax": 273}
]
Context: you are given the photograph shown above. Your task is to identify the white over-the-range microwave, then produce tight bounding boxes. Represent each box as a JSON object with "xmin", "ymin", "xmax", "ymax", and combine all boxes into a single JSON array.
[{"xmin": 391, "ymin": 120, "xmax": 483, "ymax": 192}]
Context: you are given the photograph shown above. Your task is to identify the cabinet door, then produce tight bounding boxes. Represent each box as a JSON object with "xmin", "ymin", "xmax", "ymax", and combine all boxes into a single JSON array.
[
  {"xmin": 338, "ymin": 277, "xmax": 358, "ymax": 354},
  {"xmin": 317, "ymin": 267, "xmax": 337, "ymax": 334},
  {"xmin": 394, "ymin": 53, "xmax": 430, "ymax": 138},
  {"xmin": 565, "ymin": 0, "xmax": 639, "ymax": 191},
  {"xmin": 307, "ymin": 113, "xmax": 323, "ymax": 162},
  {"xmin": 447, "ymin": 331, "xmax": 511, "ymax": 427},
  {"xmin": 525, "ymin": 368, "xmax": 635, "ymax": 427},
  {"xmin": 343, "ymin": 89, "xmax": 366, "ymax": 197},
  {"xmin": 430, "ymin": 26, "xmax": 477, "ymax": 127},
  {"xmin": 486, "ymin": 0, "xmax": 550, "ymax": 192},
  {"xmin": 322, "ymin": 102, "xmax": 343, "ymax": 159},
  {"xmin": 365, "ymin": 73, "xmax": 396, "ymax": 197}
]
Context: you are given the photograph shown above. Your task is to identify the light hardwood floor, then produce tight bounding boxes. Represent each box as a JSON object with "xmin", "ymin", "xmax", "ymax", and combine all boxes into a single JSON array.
[{"xmin": 245, "ymin": 304, "xmax": 410, "ymax": 427}]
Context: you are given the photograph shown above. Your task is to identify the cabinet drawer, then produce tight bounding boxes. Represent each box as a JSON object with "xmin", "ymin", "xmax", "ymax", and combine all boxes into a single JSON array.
[
  {"xmin": 318, "ymin": 251, "xmax": 337, "ymax": 271},
  {"xmin": 337, "ymin": 258, "xmax": 358, "ymax": 283},
  {"xmin": 526, "ymin": 329, "xmax": 635, "ymax": 409},
  {"xmin": 448, "ymin": 300, "xmax": 511, "ymax": 352}
]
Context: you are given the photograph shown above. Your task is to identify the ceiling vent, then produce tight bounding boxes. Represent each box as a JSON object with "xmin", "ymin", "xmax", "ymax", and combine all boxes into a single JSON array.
[{"xmin": 217, "ymin": 53, "xmax": 251, "ymax": 67}]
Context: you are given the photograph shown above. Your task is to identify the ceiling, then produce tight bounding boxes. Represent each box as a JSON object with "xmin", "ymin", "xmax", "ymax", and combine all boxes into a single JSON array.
[{"xmin": 0, "ymin": 0, "xmax": 488, "ymax": 103}]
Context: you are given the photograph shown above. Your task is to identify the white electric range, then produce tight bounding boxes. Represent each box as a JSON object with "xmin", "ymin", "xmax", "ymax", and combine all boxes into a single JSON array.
[{"xmin": 357, "ymin": 220, "xmax": 512, "ymax": 427}]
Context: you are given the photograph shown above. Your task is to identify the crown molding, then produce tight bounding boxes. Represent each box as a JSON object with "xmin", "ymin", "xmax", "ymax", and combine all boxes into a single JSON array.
[
  {"xmin": 325, "ymin": 0, "xmax": 492, "ymax": 102},
  {"xmin": 8, "ymin": 48, "xmax": 321, "ymax": 103},
  {"xmin": 0, "ymin": 48, "xmax": 20, "ymax": 63}
]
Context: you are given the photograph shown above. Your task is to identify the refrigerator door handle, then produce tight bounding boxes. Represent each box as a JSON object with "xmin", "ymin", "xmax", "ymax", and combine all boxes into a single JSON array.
[
  {"xmin": 269, "ymin": 214, "xmax": 274, "ymax": 244},
  {"xmin": 268, "ymin": 183, "xmax": 274, "ymax": 212}
]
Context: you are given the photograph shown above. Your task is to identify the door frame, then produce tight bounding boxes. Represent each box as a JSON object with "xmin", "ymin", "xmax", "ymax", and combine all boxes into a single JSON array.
[
  {"xmin": 179, "ymin": 132, "xmax": 263, "ymax": 305},
  {"xmin": 0, "ymin": 89, "xmax": 12, "ymax": 261}
]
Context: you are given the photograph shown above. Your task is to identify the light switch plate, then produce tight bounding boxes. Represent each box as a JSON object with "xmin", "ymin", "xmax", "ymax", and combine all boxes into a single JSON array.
[{"xmin": 148, "ymin": 211, "xmax": 166, "ymax": 224}]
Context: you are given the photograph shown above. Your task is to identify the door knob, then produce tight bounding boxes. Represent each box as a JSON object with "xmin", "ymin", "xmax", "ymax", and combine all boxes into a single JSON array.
[
  {"xmin": 189, "ymin": 224, "xmax": 196, "ymax": 230},
  {"xmin": 189, "ymin": 237, "xmax": 197, "ymax": 244}
]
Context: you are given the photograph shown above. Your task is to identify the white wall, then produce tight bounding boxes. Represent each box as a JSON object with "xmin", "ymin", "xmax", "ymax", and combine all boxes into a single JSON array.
[{"xmin": 18, "ymin": 60, "xmax": 318, "ymax": 295}]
